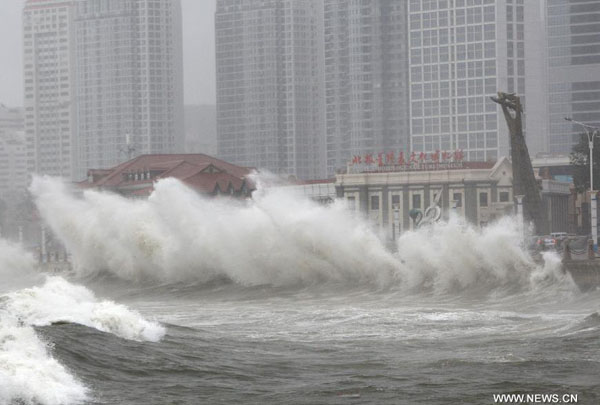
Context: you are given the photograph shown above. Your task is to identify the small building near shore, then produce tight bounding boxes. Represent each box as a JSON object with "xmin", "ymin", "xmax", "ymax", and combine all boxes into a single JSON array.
[
  {"xmin": 335, "ymin": 155, "xmax": 571, "ymax": 236},
  {"xmin": 81, "ymin": 154, "xmax": 255, "ymax": 198}
]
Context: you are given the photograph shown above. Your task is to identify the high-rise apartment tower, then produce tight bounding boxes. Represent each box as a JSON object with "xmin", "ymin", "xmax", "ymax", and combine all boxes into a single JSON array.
[
  {"xmin": 324, "ymin": 0, "xmax": 410, "ymax": 175},
  {"xmin": 216, "ymin": 0, "xmax": 326, "ymax": 180},
  {"xmin": 23, "ymin": 0, "xmax": 184, "ymax": 181},
  {"xmin": 408, "ymin": 0, "xmax": 547, "ymax": 161},
  {"xmin": 74, "ymin": 0, "xmax": 184, "ymax": 179},
  {"xmin": 546, "ymin": 0, "xmax": 600, "ymax": 154},
  {"xmin": 23, "ymin": 0, "xmax": 78, "ymax": 179}
]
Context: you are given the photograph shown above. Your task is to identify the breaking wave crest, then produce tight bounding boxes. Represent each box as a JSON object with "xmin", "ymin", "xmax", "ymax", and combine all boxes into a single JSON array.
[
  {"xmin": 4, "ymin": 276, "xmax": 165, "ymax": 342},
  {"xmin": 30, "ymin": 176, "xmax": 573, "ymax": 294},
  {"xmin": 0, "ymin": 312, "xmax": 88, "ymax": 405},
  {"xmin": 0, "ymin": 239, "xmax": 165, "ymax": 405}
]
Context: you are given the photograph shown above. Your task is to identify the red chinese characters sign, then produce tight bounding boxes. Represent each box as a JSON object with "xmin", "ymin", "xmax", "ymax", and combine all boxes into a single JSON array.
[{"xmin": 351, "ymin": 150, "xmax": 465, "ymax": 171}]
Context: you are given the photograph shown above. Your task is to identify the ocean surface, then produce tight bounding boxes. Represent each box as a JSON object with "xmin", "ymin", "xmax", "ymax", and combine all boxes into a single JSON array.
[{"xmin": 1, "ymin": 177, "xmax": 599, "ymax": 404}]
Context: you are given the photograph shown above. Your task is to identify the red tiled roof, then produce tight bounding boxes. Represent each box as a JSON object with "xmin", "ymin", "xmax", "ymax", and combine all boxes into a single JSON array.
[{"xmin": 83, "ymin": 154, "xmax": 255, "ymax": 197}]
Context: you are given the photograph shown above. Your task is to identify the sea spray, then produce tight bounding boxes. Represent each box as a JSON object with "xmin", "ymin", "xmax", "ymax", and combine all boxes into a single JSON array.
[
  {"xmin": 30, "ymin": 175, "xmax": 570, "ymax": 293},
  {"xmin": 0, "ymin": 238, "xmax": 42, "ymax": 293},
  {"xmin": 397, "ymin": 216, "xmax": 538, "ymax": 292},
  {"xmin": 31, "ymin": 175, "xmax": 400, "ymax": 286}
]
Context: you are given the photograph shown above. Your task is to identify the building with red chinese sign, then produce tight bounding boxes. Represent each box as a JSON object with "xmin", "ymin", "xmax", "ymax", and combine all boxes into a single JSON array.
[
  {"xmin": 348, "ymin": 149, "xmax": 467, "ymax": 173},
  {"xmin": 336, "ymin": 156, "xmax": 570, "ymax": 235}
]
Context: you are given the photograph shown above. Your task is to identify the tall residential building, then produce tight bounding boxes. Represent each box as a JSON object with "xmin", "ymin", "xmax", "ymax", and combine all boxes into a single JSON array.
[
  {"xmin": 408, "ymin": 0, "xmax": 548, "ymax": 161},
  {"xmin": 523, "ymin": 0, "xmax": 549, "ymax": 157},
  {"xmin": 0, "ymin": 106, "xmax": 28, "ymax": 202},
  {"xmin": 74, "ymin": 0, "xmax": 184, "ymax": 179},
  {"xmin": 324, "ymin": 0, "xmax": 410, "ymax": 176},
  {"xmin": 546, "ymin": 0, "xmax": 600, "ymax": 154},
  {"xmin": 23, "ymin": 0, "xmax": 184, "ymax": 181},
  {"xmin": 216, "ymin": 0, "xmax": 326, "ymax": 180},
  {"xmin": 0, "ymin": 105, "xmax": 25, "ymax": 133},
  {"xmin": 23, "ymin": 0, "xmax": 78, "ymax": 179}
]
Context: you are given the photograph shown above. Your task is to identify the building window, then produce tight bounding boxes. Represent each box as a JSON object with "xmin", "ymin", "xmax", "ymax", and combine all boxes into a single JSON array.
[
  {"xmin": 499, "ymin": 191, "xmax": 510, "ymax": 202},
  {"xmin": 392, "ymin": 194, "xmax": 400, "ymax": 208},
  {"xmin": 371, "ymin": 195, "xmax": 380, "ymax": 210},
  {"xmin": 347, "ymin": 196, "xmax": 356, "ymax": 210},
  {"xmin": 412, "ymin": 194, "xmax": 421, "ymax": 209},
  {"xmin": 479, "ymin": 192, "xmax": 488, "ymax": 207},
  {"xmin": 453, "ymin": 192, "xmax": 462, "ymax": 208}
]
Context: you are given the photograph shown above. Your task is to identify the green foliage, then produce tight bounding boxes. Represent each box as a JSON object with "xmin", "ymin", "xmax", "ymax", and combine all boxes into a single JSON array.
[{"xmin": 570, "ymin": 133, "xmax": 600, "ymax": 193}]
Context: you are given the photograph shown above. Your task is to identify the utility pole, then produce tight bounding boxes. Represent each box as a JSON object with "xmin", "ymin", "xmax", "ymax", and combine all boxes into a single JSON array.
[
  {"xmin": 565, "ymin": 117, "xmax": 600, "ymax": 253},
  {"xmin": 120, "ymin": 133, "xmax": 136, "ymax": 161}
]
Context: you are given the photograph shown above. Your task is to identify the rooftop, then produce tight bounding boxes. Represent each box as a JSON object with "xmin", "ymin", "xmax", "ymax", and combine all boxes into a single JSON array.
[{"xmin": 82, "ymin": 154, "xmax": 256, "ymax": 198}]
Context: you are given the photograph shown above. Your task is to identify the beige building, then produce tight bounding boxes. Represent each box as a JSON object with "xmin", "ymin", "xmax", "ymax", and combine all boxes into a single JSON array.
[{"xmin": 335, "ymin": 156, "xmax": 570, "ymax": 237}]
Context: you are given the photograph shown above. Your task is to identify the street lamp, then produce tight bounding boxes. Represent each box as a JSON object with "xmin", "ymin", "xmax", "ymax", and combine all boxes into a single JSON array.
[{"xmin": 565, "ymin": 117, "xmax": 600, "ymax": 252}]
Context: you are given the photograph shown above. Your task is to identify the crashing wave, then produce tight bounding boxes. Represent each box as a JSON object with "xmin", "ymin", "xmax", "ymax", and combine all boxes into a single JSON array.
[
  {"xmin": 0, "ymin": 239, "xmax": 165, "ymax": 405},
  {"xmin": 4, "ymin": 276, "xmax": 165, "ymax": 342},
  {"xmin": 30, "ymin": 176, "xmax": 572, "ymax": 294},
  {"xmin": 0, "ymin": 312, "xmax": 89, "ymax": 405}
]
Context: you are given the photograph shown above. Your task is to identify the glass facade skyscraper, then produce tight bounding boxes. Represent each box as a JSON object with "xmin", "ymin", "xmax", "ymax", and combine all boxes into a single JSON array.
[
  {"xmin": 408, "ymin": 0, "xmax": 542, "ymax": 161},
  {"xmin": 547, "ymin": 0, "xmax": 600, "ymax": 154}
]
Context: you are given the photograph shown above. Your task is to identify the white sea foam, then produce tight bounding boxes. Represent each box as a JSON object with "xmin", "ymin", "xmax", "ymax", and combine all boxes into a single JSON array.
[
  {"xmin": 0, "ymin": 238, "xmax": 41, "ymax": 293},
  {"xmin": 0, "ymin": 312, "xmax": 88, "ymax": 405},
  {"xmin": 4, "ymin": 276, "xmax": 166, "ymax": 342},
  {"xmin": 30, "ymin": 175, "xmax": 570, "ymax": 294},
  {"xmin": 0, "ymin": 236, "xmax": 166, "ymax": 404}
]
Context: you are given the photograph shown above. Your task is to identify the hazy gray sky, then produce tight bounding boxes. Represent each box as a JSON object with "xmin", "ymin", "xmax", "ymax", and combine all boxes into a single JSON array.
[{"xmin": 0, "ymin": 0, "xmax": 217, "ymax": 107}]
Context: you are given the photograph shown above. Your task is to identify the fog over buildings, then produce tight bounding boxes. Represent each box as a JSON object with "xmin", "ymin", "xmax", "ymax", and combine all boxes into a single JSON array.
[
  {"xmin": 0, "ymin": 0, "xmax": 599, "ymax": 185},
  {"xmin": 0, "ymin": 105, "xmax": 27, "ymax": 201},
  {"xmin": 184, "ymin": 104, "xmax": 217, "ymax": 156}
]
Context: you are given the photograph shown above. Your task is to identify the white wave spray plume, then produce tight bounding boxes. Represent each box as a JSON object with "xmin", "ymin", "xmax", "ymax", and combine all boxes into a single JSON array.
[
  {"xmin": 0, "ymin": 238, "xmax": 41, "ymax": 293},
  {"xmin": 396, "ymin": 216, "xmax": 571, "ymax": 293},
  {"xmin": 30, "ymin": 175, "xmax": 400, "ymax": 286},
  {"xmin": 30, "ymin": 176, "xmax": 570, "ymax": 293}
]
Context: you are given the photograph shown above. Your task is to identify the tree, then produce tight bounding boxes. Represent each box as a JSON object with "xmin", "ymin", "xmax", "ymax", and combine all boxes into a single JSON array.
[{"xmin": 570, "ymin": 133, "xmax": 600, "ymax": 193}]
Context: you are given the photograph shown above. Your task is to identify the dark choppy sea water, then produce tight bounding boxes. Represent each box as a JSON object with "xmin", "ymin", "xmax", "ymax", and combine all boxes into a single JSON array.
[
  {"xmin": 1, "ymin": 176, "xmax": 600, "ymax": 404},
  {"xmin": 3, "ymin": 277, "xmax": 599, "ymax": 405}
]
